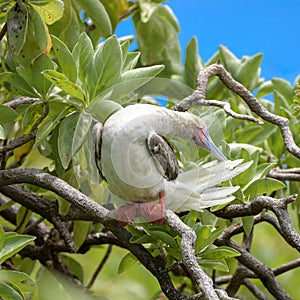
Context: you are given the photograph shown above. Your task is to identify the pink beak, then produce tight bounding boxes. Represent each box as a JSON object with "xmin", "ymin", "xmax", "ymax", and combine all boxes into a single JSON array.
[{"xmin": 195, "ymin": 128, "xmax": 227, "ymax": 161}]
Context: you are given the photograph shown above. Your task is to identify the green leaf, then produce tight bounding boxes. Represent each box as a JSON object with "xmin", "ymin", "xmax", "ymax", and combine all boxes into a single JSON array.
[
  {"xmin": 200, "ymin": 246, "xmax": 240, "ymax": 260},
  {"xmin": 58, "ymin": 111, "xmax": 79, "ymax": 169},
  {"xmin": 51, "ymin": 35, "xmax": 77, "ymax": 82},
  {"xmin": 29, "ymin": 5, "xmax": 48, "ymax": 52},
  {"xmin": 150, "ymin": 231, "xmax": 178, "ymax": 248},
  {"xmin": 0, "ymin": 281, "xmax": 23, "ymax": 300},
  {"xmin": 256, "ymin": 80, "xmax": 273, "ymax": 98},
  {"xmin": 107, "ymin": 65, "xmax": 164, "ymax": 102},
  {"xmin": 195, "ymin": 225, "xmax": 225, "ymax": 253},
  {"xmin": 237, "ymin": 53, "xmax": 263, "ymax": 90},
  {"xmin": 118, "ymin": 252, "xmax": 138, "ymax": 274},
  {"xmin": 88, "ymin": 35, "xmax": 122, "ymax": 100},
  {"xmin": 61, "ymin": 254, "xmax": 84, "ymax": 283},
  {"xmin": 20, "ymin": 54, "xmax": 55, "ymax": 98},
  {"xmin": 32, "ymin": 0, "xmax": 64, "ymax": 25},
  {"xmin": 130, "ymin": 234, "xmax": 156, "ymax": 244},
  {"xmin": 72, "ymin": 112, "xmax": 93, "ymax": 156},
  {"xmin": 198, "ymin": 258, "xmax": 229, "ymax": 272},
  {"xmin": 76, "ymin": 0, "xmax": 112, "ymax": 39},
  {"xmin": 72, "ymin": 32, "xmax": 94, "ymax": 84},
  {"xmin": 0, "ymin": 104, "xmax": 17, "ymax": 123},
  {"xmin": 122, "ymin": 52, "xmax": 141, "ymax": 72},
  {"xmin": 43, "ymin": 70, "xmax": 85, "ymax": 101},
  {"xmin": 272, "ymin": 78, "xmax": 293, "ymax": 103},
  {"xmin": 219, "ymin": 46, "xmax": 240, "ymax": 77},
  {"xmin": 0, "ymin": 234, "xmax": 36, "ymax": 264},
  {"xmin": 242, "ymin": 216, "xmax": 254, "ymax": 236},
  {"xmin": 134, "ymin": 5, "xmax": 180, "ymax": 74},
  {"xmin": 73, "ymin": 220, "xmax": 91, "ymax": 249},
  {"xmin": 0, "ymin": 72, "xmax": 36, "ymax": 97},
  {"xmin": 87, "ymin": 99, "xmax": 122, "ymax": 123},
  {"xmin": 244, "ymin": 178, "xmax": 286, "ymax": 198},
  {"xmin": 183, "ymin": 37, "xmax": 203, "ymax": 88},
  {"xmin": 7, "ymin": 2, "xmax": 28, "ymax": 55},
  {"xmin": 0, "ymin": 270, "xmax": 36, "ymax": 293}
]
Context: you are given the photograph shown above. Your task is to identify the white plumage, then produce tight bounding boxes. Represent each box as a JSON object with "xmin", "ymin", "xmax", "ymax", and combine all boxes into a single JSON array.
[{"xmin": 93, "ymin": 104, "xmax": 251, "ymax": 224}]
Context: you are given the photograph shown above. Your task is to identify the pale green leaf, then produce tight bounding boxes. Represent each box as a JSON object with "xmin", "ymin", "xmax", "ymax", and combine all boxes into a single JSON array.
[
  {"xmin": 88, "ymin": 35, "xmax": 122, "ymax": 100},
  {"xmin": 72, "ymin": 32, "xmax": 94, "ymax": 84},
  {"xmin": 87, "ymin": 99, "xmax": 122, "ymax": 123},
  {"xmin": 58, "ymin": 111, "xmax": 79, "ymax": 169},
  {"xmin": 76, "ymin": 0, "xmax": 112, "ymax": 38},
  {"xmin": 72, "ymin": 112, "xmax": 93, "ymax": 156},
  {"xmin": 51, "ymin": 35, "xmax": 77, "ymax": 82},
  {"xmin": 184, "ymin": 36, "xmax": 203, "ymax": 88},
  {"xmin": 118, "ymin": 252, "xmax": 138, "ymax": 274},
  {"xmin": 32, "ymin": 0, "xmax": 64, "ymax": 25}
]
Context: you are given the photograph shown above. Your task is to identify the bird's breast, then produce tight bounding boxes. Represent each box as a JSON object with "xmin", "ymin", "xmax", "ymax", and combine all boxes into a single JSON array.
[{"xmin": 100, "ymin": 119, "xmax": 165, "ymax": 202}]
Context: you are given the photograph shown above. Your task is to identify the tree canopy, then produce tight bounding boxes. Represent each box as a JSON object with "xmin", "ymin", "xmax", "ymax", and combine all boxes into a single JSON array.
[{"xmin": 0, "ymin": 1, "xmax": 299, "ymax": 299}]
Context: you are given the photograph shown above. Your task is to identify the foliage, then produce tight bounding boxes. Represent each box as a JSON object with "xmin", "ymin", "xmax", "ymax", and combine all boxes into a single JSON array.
[{"xmin": 0, "ymin": 1, "xmax": 299, "ymax": 300}]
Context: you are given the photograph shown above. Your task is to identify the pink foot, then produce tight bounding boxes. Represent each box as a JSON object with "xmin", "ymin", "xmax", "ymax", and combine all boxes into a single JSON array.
[
  {"xmin": 139, "ymin": 192, "xmax": 165, "ymax": 224},
  {"xmin": 115, "ymin": 203, "xmax": 138, "ymax": 226}
]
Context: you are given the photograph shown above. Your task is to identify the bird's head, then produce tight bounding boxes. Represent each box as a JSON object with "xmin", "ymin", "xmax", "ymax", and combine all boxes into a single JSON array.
[{"xmin": 176, "ymin": 112, "xmax": 227, "ymax": 161}]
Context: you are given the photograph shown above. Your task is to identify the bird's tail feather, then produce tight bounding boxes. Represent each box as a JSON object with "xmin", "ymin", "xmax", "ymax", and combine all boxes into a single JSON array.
[{"xmin": 164, "ymin": 159, "xmax": 252, "ymax": 212}]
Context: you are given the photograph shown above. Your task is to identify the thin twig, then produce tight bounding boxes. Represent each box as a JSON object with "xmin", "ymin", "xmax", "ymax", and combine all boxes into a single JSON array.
[
  {"xmin": 86, "ymin": 244, "xmax": 113, "ymax": 289},
  {"xmin": 0, "ymin": 101, "xmax": 49, "ymax": 153}
]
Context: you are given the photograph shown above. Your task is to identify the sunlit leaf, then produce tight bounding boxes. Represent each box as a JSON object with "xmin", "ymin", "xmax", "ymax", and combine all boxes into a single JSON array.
[{"xmin": 32, "ymin": 0, "xmax": 64, "ymax": 25}]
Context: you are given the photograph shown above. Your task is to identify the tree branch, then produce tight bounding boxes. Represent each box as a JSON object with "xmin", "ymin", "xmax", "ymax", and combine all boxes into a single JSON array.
[{"xmin": 173, "ymin": 63, "xmax": 300, "ymax": 159}]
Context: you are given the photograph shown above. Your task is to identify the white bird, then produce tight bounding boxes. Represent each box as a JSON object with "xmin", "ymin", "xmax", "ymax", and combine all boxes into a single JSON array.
[{"xmin": 93, "ymin": 104, "xmax": 251, "ymax": 225}]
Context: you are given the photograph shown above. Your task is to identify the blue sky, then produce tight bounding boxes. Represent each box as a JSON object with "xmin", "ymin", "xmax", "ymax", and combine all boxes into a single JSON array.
[{"xmin": 116, "ymin": 0, "xmax": 300, "ymax": 85}]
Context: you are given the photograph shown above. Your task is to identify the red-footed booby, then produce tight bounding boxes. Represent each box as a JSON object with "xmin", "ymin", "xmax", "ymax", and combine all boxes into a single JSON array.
[{"xmin": 93, "ymin": 104, "xmax": 251, "ymax": 225}]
